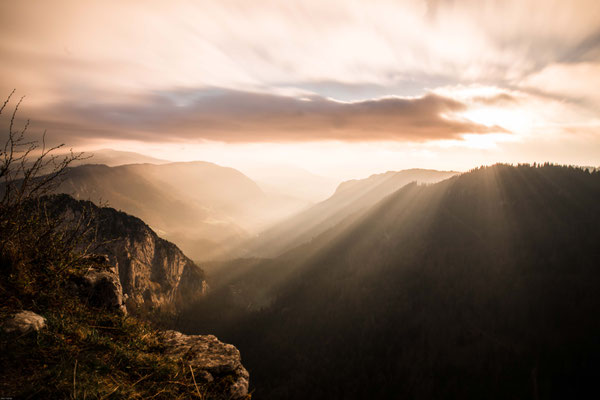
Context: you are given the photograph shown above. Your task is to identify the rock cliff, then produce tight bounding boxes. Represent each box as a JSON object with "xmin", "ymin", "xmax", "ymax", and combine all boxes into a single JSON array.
[
  {"xmin": 2, "ymin": 195, "xmax": 249, "ymax": 399},
  {"xmin": 45, "ymin": 194, "xmax": 208, "ymax": 312}
]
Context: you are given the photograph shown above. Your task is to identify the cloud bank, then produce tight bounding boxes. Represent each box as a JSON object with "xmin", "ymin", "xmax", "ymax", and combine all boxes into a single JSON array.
[
  {"xmin": 23, "ymin": 89, "xmax": 505, "ymax": 144},
  {"xmin": 0, "ymin": 0, "xmax": 598, "ymax": 161}
]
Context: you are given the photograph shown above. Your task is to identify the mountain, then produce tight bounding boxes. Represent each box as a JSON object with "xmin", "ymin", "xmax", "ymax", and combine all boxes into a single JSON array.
[
  {"xmin": 244, "ymin": 168, "xmax": 457, "ymax": 258},
  {"xmin": 56, "ymin": 163, "xmax": 246, "ymax": 260},
  {"xmin": 56, "ymin": 161, "xmax": 306, "ymax": 260},
  {"xmin": 47, "ymin": 194, "xmax": 207, "ymax": 312},
  {"xmin": 178, "ymin": 164, "xmax": 600, "ymax": 399},
  {"xmin": 71, "ymin": 148, "xmax": 169, "ymax": 167},
  {"xmin": 122, "ymin": 161, "xmax": 288, "ymax": 230}
]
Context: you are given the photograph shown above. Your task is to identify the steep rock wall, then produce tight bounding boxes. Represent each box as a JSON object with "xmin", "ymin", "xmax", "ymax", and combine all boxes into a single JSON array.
[{"xmin": 47, "ymin": 194, "xmax": 207, "ymax": 312}]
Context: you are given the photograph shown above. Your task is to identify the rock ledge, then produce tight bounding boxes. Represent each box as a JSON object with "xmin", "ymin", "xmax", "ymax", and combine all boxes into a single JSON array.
[{"xmin": 160, "ymin": 330, "xmax": 249, "ymax": 399}]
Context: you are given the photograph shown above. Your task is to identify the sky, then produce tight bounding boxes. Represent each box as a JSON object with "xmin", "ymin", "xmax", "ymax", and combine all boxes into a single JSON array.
[{"xmin": 0, "ymin": 0, "xmax": 599, "ymax": 180}]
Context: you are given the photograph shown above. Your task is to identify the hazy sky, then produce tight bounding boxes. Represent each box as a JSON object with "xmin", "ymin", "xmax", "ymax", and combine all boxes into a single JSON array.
[{"xmin": 1, "ymin": 0, "xmax": 599, "ymax": 179}]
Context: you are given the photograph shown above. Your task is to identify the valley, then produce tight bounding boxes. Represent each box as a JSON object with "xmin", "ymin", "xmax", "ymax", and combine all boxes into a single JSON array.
[{"xmin": 50, "ymin": 153, "xmax": 600, "ymax": 399}]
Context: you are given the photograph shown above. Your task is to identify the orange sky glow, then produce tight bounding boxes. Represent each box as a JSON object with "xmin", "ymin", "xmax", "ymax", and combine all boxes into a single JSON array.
[{"xmin": 1, "ymin": 0, "xmax": 599, "ymax": 180}]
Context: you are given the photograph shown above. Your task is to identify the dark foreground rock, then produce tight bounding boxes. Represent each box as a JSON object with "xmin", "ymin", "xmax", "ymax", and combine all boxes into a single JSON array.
[
  {"xmin": 160, "ymin": 330, "xmax": 250, "ymax": 399},
  {"xmin": 69, "ymin": 261, "xmax": 127, "ymax": 314}
]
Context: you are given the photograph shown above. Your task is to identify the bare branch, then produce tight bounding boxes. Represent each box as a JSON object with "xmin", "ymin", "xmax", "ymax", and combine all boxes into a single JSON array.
[
  {"xmin": 0, "ymin": 91, "xmax": 88, "ymax": 262},
  {"xmin": 0, "ymin": 89, "xmax": 15, "ymax": 115}
]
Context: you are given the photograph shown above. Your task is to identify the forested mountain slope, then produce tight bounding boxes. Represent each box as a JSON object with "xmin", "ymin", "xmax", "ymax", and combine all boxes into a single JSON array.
[{"xmin": 179, "ymin": 164, "xmax": 600, "ymax": 399}]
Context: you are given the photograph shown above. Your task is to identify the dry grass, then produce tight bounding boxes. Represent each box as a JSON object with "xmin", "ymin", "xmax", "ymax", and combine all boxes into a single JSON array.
[{"xmin": 0, "ymin": 294, "xmax": 246, "ymax": 399}]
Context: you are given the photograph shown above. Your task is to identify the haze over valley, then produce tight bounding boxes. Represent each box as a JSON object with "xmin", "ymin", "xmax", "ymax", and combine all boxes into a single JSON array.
[{"xmin": 56, "ymin": 158, "xmax": 314, "ymax": 260}]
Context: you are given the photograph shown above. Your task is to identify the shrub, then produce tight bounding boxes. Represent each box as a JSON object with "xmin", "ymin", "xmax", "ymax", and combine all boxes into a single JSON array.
[{"xmin": 0, "ymin": 91, "xmax": 92, "ymax": 309}]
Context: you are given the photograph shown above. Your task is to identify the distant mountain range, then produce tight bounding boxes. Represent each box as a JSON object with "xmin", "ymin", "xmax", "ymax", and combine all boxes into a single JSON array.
[
  {"xmin": 70, "ymin": 149, "xmax": 170, "ymax": 167},
  {"xmin": 56, "ymin": 161, "xmax": 307, "ymax": 260},
  {"xmin": 71, "ymin": 149, "xmax": 338, "ymax": 203},
  {"xmin": 59, "ymin": 151, "xmax": 457, "ymax": 262},
  {"xmin": 243, "ymin": 168, "xmax": 457, "ymax": 258},
  {"xmin": 179, "ymin": 164, "xmax": 600, "ymax": 399}
]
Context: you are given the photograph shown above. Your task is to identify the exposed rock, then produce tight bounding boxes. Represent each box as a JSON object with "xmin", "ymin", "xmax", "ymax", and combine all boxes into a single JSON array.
[
  {"xmin": 160, "ymin": 330, "xmax": 249, "ymax": 399},
  {"xmin": 44, "ymin": 194, "xmax": 208, "ymax": 312},
  {"xmin": 2, "ymin": 311, "xmax": 46, "ymax": 334},
  {"xmin": 70, "ymin": 262, "xmax": 127, "ymax": 313}
]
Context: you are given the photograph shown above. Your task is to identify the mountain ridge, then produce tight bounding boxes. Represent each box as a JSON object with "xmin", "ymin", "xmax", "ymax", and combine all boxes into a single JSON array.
[
  {"xmin": 56, "ymin": 161, "xmax": 285, "ymax": 260},
  {"xmin": 242, "ymin": 168, "xmax": 457, "ymax": 258}
]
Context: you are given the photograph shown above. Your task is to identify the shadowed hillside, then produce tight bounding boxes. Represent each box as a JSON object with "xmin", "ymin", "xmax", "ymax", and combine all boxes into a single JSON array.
[{"xmin": 178, "ymin": 164, "xmax": 600, "ymax": 399}]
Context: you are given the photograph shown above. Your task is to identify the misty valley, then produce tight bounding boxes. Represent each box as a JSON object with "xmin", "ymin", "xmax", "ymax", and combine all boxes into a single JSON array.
[
  {"xmin": 177, "ymin": 162, "xmax": 600, "ymax": 399},
  {"xmin": 5, "ymin": 151, "xmax": 599, "ymax": 399}
]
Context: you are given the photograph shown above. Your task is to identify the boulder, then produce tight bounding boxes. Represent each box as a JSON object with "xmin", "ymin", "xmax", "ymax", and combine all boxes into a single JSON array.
[
  {"xmin": 160, "ymin": 330, "xmax": 249, "ymax": 399},
  {"xmin": 69, "ymin": 263, "xmax": 127, "ymax": 314},
  {"xmin": 82, "ymin": 266, "xmax": 127, "ymax": 314},
  {"xmin": 2, "ymin": 311, "xmax": 46, "ymax": 334}
]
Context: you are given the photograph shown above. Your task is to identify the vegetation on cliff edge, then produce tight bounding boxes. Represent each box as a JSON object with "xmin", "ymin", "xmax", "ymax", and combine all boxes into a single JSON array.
[{"xmin": 0, "ymin": 92, "xmax": 245, "ymax": 399}]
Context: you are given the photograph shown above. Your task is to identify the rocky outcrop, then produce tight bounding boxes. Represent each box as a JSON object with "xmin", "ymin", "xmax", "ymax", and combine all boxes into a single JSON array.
[
  {"xmin": 2, "ymin": 311, "xmax": 46, "ymax": 334},
  {"xmin": 45, "ymin": 194, "xmax": 208, "ymax": 312},
  {"xmin": 160, "ymin": 330, "xmax": 250, "ymax": 399},
  {"xmin": 69, "ymin": 256, "xmax": 127, "ymax": 313},
  {"xmin": 81, "ymin": 265, "xmax": 127, "ymax": 312},
  {"xmin": 95, "ymin": 215, "xmax": 208, "ymax": 312}
]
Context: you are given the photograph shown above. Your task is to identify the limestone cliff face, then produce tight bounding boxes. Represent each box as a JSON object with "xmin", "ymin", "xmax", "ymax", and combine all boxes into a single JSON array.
[
  {"xmin": 47, "ymin": 194, "xmax": 207, "ymax": 312},
  {"xmin": 96, "ymin": 213, "xmax": 208, "ymax": 311}
]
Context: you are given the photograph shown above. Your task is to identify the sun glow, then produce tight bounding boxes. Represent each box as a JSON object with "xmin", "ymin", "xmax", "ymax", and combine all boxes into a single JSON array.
[{"xmin": 461, "ymin": 106, "xmax": 533, "ymax": 134}]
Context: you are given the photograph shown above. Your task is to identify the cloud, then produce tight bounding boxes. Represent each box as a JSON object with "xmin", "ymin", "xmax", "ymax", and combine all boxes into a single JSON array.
[
  {"xmin": 0, "ymin": 0, "xmax": 597, "ymax": 153},
  {"xmin": 518, "ymin": 62, "xmax": 600, "ymax": 108},
  {"xmin": 2, "ymin": 0, "xmax": 600, "ymax": 103},
  {"xmin": 471, "ymin": 93, "xmax": 519, "ymax": 106},
  {"xmin": 21, "ymin": 89, "xmax": 505, "ymax": 144}
]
